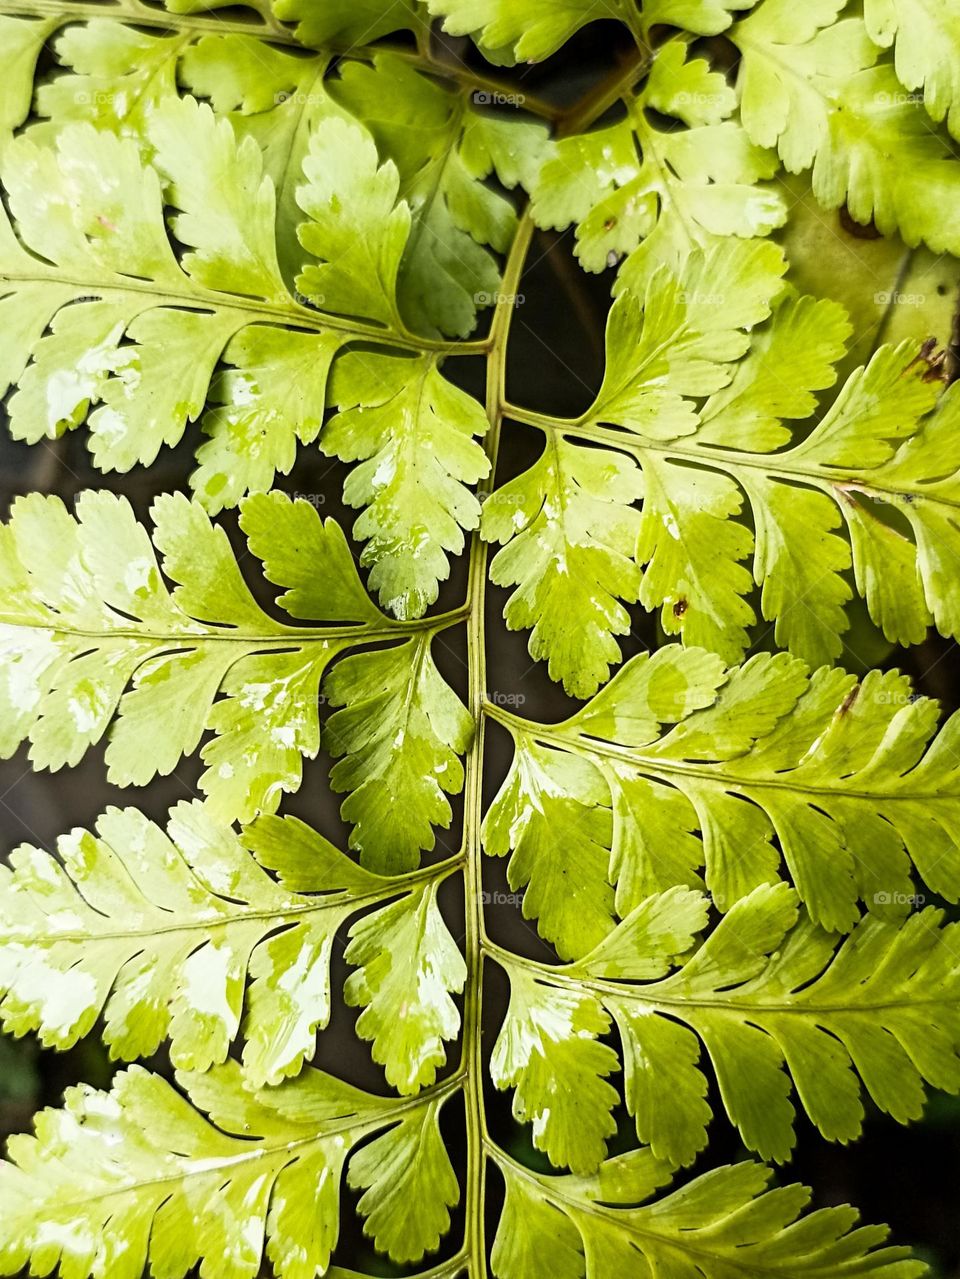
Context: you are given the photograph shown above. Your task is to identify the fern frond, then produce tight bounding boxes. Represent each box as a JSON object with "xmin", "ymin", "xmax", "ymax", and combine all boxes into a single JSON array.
[
  {"xmin": 426, "ymin": 0, "xmax": 758, "ymax": 63},
  {"xmin": 863, "ymin": 0, "xmax": 960, "ymax": 138},
  {"xmin": 0, "ymin": 491, "xmax": 471, "ymax": 863},
  {"xmin": 0, "ymin": 802, "xmax": 464, "ymax": 1087},
  {"xmin": 492, "ymin": 1154, "xmax": 925, "ymax": 1279},
  {"xmin": 731, "ymin": 2, "xmax": 960, "ymax": 254},
  {"xmin": 0, "ymin": 1062, "xmax": 460, "ymax": 1279},
  {"xmin": 0, "ymin": 11, "xmax": 53, "ymax": 139},
  {"xmin": 2, "ymin": 100, "xmax": 341, "ymax": 467},
  {"xmin": 493, "ymin": 883, "xmax": 960, "ymax": 1167},
  {"xmin": 485, "ymin": 646, "xmax": 960, "ymax": 931},
  {"xmin": 0, "ymin": 1062, "xmax": 922, "ymax": 1279},
  {"xmin": 491, "ymin": 242, "xmax": 960, "ymax": 684},
  {"xmin": 0, "ymin": 39, "xmax": 554, "ymax": 604},
  {"xmin": 0, "ymin": 6, "xmax": 950, "ymax": 1275},
  {"xmin": 533, "ymin": 40, "xmax": 785, "ymax": 274},
  {"xmin": 330, "ymin": 52, "xmax": 548, "ymax": 337},
  {"xmin": 323, "ymin": 350, "xmax": 491, "ymax": 617}
]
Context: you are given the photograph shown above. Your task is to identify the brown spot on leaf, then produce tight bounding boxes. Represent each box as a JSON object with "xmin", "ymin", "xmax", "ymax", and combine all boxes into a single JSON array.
[
  {"xmin": 839, "ymin": 206, "xmax": 882, "ymax": 239},
  {"xmin": 673, "ymin": 598, "xmax": 688, "ymax": 618},
  {"xmin": 904, "ymin": 337, "xmax": 949, "ymax": 384},
  {"xmin": 838, "ymin": 685, "xmax": 860, "ymax": 717}
]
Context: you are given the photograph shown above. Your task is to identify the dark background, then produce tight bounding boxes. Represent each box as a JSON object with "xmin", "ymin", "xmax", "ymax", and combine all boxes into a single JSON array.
[{"xmin": 1, "ymin": 13, "xmax": 959, "ymax": 1275}]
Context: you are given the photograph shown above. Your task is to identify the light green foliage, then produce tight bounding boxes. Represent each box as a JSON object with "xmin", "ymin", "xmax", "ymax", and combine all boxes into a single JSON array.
[
  {"xmin": 0, "ymin": 4, "xmax": 955, "ymax": 1278},
  {"xmin": 0, "ymin": 1063, "xmax": 459, "ymax": 1279},
  {"xmin": 492, "ymin": 1156, "xmax": 925, "ymax": 1279},
  {"xmin": 426, "ymin": 0, "xmax": 624, "ymax": 64},
  {"xmin": 487, "ymin": 243, "xmax": 960, "ymax": 683},
  {"xmin": 533, "ymin": 40, "xmax": 785, "ymax": 273},
  {"xmin": 0, "ymin": 34, "xmax": 549, "ymax": 616},
  {"xmin": 481, "ymin": 242, "xmax": 792, "ymax": 695},
  {"xmin": 483, "ymin": 435, "xmax": 644, "ymax": 698},
  {"xmin": 0, "ymin": 13, "xmax": 52, "ymax": 137},
  {"xmin": 426, "ymin": 0, "xmax": 759, "ymax": 62},
  {"xmin": 495, "ymin": 884, "xmax": 960, "ymax": 1168},
  {"xmin": 331, "ymin": 53, "xmax": 549, "ymax": 336},
  {"xmin": 0, "ymin": 803, "xmax": 463, "ymax": 1088},
  {"xmin": 0, "ymin": 490, "xmax": 470, "ymax": 860},
  {"xmin": 0, "ymin": 100, "xmax": 309, "ymax": 471},
  {"xmin": 272, "ymin": 0, "xmax": 422, "ymax": 47},
  {"xmin": 326, "ymin": 350, "xmax": 491, "ymax": 617},
  {"xmin": 323, "ymin": 635, "xmax": 474, "ymax": 873},
  {"xmin": 296, "ymin": 115, "xmax": 411, "ymax": 329},
  {"xmin": 732, "ymin": 2, "xmax": 960, "ymax": 253},
  {"xmin": 864, "ymin": 0, "xmax": 960, "ymax": 137},
  {"xmin": 486, "ymin": 646, "xmax": 960, "ymax": 932}
]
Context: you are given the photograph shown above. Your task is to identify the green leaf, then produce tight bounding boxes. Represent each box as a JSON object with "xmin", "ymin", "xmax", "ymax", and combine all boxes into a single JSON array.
[
  {"xmin": 296, "ymin": 115, "xmax": 410, "ymax": 330},
  {"xmin": 497, "ymin": 885, "xmax": 960, "ymax": 1167},
  {"xmin": 0, "ymin": 1062, "xmax": 460, "ymax": 1279},
  {"xmin": 533, "ymin": 41, "xmax": 785, "ymax": 274},
  {"xmin": 639, "ymin": 0, "xmax": 759, "ymax": 34},
  {"xmin": 425, "ymin": 0, "xmax": 631, "ymax": 63},
  {"xmin": 0, "ymin": 491, "xmax": 469, "ymax": 851},
  {"xmin": 326, "ymin": 350, "xmax": 491, "ymax": 618},
  {"xmin": 332, "ymin": 53, "xmax": 548, "ymax": 337},
  {"xmin": 490, "ymin": 887, "xmax": 707, "ymax": 1172},
  {"xmin": 493, "ymin": 239, "xmax": 960, "ymax": 674},
  {"xmin": 324, "ymin": 635, "xmax": 475, "ymax": 873},
  {"xmin": 346, "ymin": 1099, "xmax": 460, "ymax": 1262},
  {"xmin": 0, "ymin": 13, "xmax": 950, "ymax": 1278},
  {"xmin": 192, "ymin": 325, "xmax": 344, "ymax": 512},
  {"xmin": 0, "ymin": 796, "xmax": 464, "ymax": 1088},
  {"xmin": 491, "ymin": 970, "xmax": 620, "ymax": 1175},
  {"xmin": 493, "ymin": 1155, "xmax": 925, "ymax": 1279},
  {"xmin": 0, "ymin": 105, "xmax": 305, "ymax": 471},
  {"xmin": 272, "ymin": 0, "xmax": 422, "ymax": 46},
  {"xmin": 482, "ymin": 737, "xmax": 616, "ymax": 958},
  {"xmin": 0, "ymin": 13, "xmax": 53, "ymax": 138},
  {"xmin": 864, "ymin": 0, "xmax": 960, "ymax": 137},
  {"xmin": 486, "ymin": 646, "xmax": 960, "ymax": 932},
  {"xmin": 345, "ymin": 883, "xmax": 467, "ymax": 1093},
  {"xmin": 732, "ymin": 4, "xmax": 960, "ymax": 254},
  {"xmin": 483, "ymin": 435, "xmax": 643, "ymax": 697}
]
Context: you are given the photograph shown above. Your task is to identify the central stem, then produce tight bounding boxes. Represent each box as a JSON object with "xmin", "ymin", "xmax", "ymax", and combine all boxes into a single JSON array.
[{"xmin": 460, "ymin": 207, "xmax": 535, "ymax": 1276}]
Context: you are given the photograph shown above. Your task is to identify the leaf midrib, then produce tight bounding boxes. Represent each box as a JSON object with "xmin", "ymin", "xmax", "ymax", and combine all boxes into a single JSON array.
[
  {"xmin": 1, "ymin": 860, "xmax": 456, "ymax": 946},
  {"xmin": 521, "ymin": 410, "xmax": 960, "ymax": 513},
  {"xmin": 0, "ymin": 264, "xmax": 468, "ymax": 355},
  {"xmin": 495, "ymin": 1149, "xmax": 856, "ymax": 1279},
  {"xmin": 55, "ymin": 1081, "xmax": 462, "ymax": 1213},
  {"xmin": 0, "ymin": 613, "xmax": 460, "ymax": 645},
  {"xmin": 489, "ymin": 710, "xmax": 959, "ymax": 803}
]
